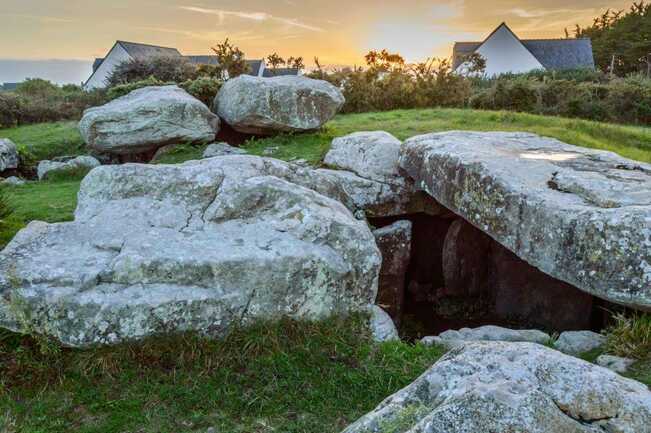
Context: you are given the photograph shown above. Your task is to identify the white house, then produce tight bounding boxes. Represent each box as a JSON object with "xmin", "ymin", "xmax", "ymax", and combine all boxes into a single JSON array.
[
  {"xmin": 453, "ymin": 23, "xmax": 594, "ymax": 77},
  {"xmin": 84, "ymin": 41, "xmax": 299, "ymax": 90}
]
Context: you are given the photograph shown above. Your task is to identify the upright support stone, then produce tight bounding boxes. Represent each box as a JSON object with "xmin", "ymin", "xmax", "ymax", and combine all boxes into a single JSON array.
[{"xmin": 373, "ymin": 220, "xmax": 412, "ymax": 322}]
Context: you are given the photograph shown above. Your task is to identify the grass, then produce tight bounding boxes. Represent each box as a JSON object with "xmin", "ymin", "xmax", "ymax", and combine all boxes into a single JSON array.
[
  {"xmin": 0, "ymin": 109, "xmax": 650, "ymax": 430},
  {"xmin": 0, "ymin": 181, "xmax": 79, "ymax": 247},
  {"xmin": 241, "ymin": 108, "xmax": 651, "ymax": 165},
  {"xmin": 0, "ymin": 315, "xmax": 446, "ymax": 433},
  {"xmin": 605, "ymin": 313, "xmax": 651, "ymax": 361},
  {"xmin": 0, "ymin": 122, "xmax": 85, "ymax": 168}
]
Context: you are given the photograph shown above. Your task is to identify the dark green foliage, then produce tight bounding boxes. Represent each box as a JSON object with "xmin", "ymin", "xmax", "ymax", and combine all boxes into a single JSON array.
[
  {"xmin": 105, "ymin": 56, "xmax": 200, "ymax": 87},
  {"xmin": 106, "ymin": 76, "xmax": 171, "ymax": 100},
  {"xmin": 106, "ymin": 76, "xmax": 222, "ymax": 107},
  {"xmin": 575, "ymin": 1, "xmax": 651, "ymax": 76},
  {"xmin": 0, "ymin": 79, "xmax": 106, "ymax": 128},
  {"xmin": 470, "ymin": 74, "xmax": 651, "ymax": 124},
  {"xmin": 179, "ymin": 76, "xmax": 222, "ymax": 106}
]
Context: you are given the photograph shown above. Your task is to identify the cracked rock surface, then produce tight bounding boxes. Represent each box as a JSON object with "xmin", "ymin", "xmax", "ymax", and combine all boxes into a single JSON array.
[
  {"xmin": 342, "ymin": 341, "xmax": 651, "ymax": 433},
  {"xmin": 214, "ymin": 75, "xmax": 344, "ymax": 135},
  {"xmin": 319, "ymin": 131, "xmax": 416, "ymax": 217},
  {"xmin": 80, "ymin": 85, "xmax": 220, "ymax": 156},
  {"xmin": 400, "ymin": 131, "xmax": 651, "ymax": 310},
  {"xmin": 0, "ymin": 155, "xmax": 381, "ymax": 347},
  {"xmin": 0, "ymin": 138, "xmax": 19, "ymax": 172}
]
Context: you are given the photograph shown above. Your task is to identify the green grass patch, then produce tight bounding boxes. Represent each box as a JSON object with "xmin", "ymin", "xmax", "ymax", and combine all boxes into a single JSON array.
[
  {"xmin": 0, "ymin": 181, "xmax": 79, "ymax": 248},
  {"xmin": 0, "ymin": 122, "xmax": 85, "ymax": 168},
  {"xmin": 0, "ymin": 315, "xmax": 445, "ymax": 433},
  {"xmin": 605, "ymin": 313, "xmax": 651, "ymax": 361},
  {"xmin": 243, "ymin": 108, "xmax": 651, "ymax": 164}
]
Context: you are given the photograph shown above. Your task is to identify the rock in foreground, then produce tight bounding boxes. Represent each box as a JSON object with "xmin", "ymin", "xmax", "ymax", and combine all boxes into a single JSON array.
[
  {"xmin": 343, "ymin": 342, "xmax": 651, "ymax": 433},
  {"xmin": 421, "ymin": 325, "xmax": 550, "ymax": 349},
  {"xmin": 202, "ymin": 142, "xmax": 247, "ymax": 158},
  {"xmin": 37, "ymin": 155, "xmax": 101, "ymax": 180},
  {"xmin": 214, "ymin": 75, "xmax": 344, "ymax": 135},
  {"xmin": 79, "ymin": 85, "xmax": 219, "ymax": 157},
  {"xmin": 0, "ymin": 156, "xmax": 380, "ymax": 347},
  {"xmin": 400, "ymin": 131, "xmax": 651, "ymax": 310},
  {"xmin": 0, "ymin": 139, "xmax": 19, "ymax": 172}
]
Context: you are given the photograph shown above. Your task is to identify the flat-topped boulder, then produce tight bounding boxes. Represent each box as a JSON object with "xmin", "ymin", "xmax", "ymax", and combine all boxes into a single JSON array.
[
  {"xmin": 400, "ymin": 131, "xmax": 651, "ymax": 310},
  {"xmin": 80, "ymin": 85, "xmax": 219, "ymax": 157},
  {"xmin": 214, "ymin": 75, "xmax": 344, "ymax": 135},
  {"xmin": 0, "ymin": 139, "xmax": 19, "ymax": 173},
  {"xmin": 0, "ymin": 155, "xmax": 380, "ymax": 347},
  {"xmin": 343, "ymin": 342, "xmax": 651, "ymax": 433}
]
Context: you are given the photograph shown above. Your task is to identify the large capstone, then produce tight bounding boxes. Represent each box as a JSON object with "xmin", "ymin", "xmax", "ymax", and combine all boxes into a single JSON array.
[
  {"xmin": 400, "ymin": 131, "xmax": 651, "ymax": 310},
  {"xmin": 343, "ymin": 342, "xmax": 651, "ymax": 433},
  {"xmin": 79, "ymin": 85, "xmax": 219, "ymax": 157},
  {"xmin": 318, "ymin": 132, "xmax": 419, "ymax": 217},
  {"xmin": 214, "ymin": 75, "xmax": 344, "ymax": 135},
  {"xmin": 0, "ymin": 138, "xmax": 19, "ymax": 173},
  {"xmin": 0, "ymin": 155, "xmax": 381, "ymax": 347}
]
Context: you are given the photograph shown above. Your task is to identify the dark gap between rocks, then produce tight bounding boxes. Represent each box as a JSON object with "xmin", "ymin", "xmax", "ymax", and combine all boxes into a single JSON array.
[{"xmin": 370, "ymin": 209, "xmax": 621, "ymax": 341}]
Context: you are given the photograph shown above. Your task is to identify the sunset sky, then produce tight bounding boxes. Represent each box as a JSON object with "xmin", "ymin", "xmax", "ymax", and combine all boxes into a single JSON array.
[{"xmin": 0, "ymin": 0, "xmax": 633, "ymax": 83}]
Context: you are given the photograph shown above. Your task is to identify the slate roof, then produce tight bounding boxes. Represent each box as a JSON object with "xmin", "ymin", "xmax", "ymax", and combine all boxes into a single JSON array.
[
  {"xmin": 117, "ymin": 41, "xmax": 182, "ymax": 61},
  {"xmin": 452, "ymin": 26, "xmax": 594, "ymax": 71},
  {"xmin": 184, "ymin": 56, "xmax": 264, "ymax": 76},
  {"xmin": 262, "ymin": 67, "xmax": 301, "ymax": 77},
  {"xmin": 92, "ymin": 58, "xmax": 104, "ymax": 72}
]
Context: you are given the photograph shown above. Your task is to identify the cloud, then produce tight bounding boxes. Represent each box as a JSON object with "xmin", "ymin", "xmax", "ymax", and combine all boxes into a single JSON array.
[
  {"xmin": 431, "ymin": 1, "xmax": 464, "ymax": 21},
  {"xmin": 2, "ymin": 13, "xmax": 74, "ymax": 23},
  {"xmin": 179, "ymin": 6, "xmax": 324, "ymax": 32},
  {"xmin": 507, "ymin": 8, "xmax": 565, "ymax": 18},
  {"xmin": 134, "ymin": 25, "xmax": 264, "ymax": 42}
]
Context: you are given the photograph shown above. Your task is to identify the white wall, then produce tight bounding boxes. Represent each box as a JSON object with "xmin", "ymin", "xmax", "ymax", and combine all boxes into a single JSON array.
[
  {"xmin": 84, "ymin": 44, "xmax": 132, "ymax": 90},
  {"xmin": 461, "ymin": 25, "xmax": 544, "ymax": 77}
]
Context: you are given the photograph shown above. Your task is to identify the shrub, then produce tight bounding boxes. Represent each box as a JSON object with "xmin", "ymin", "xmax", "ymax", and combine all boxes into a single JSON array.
[
  {"xmin": 471, "ymin": 78, "xmax": 540, "ymax": 112},
  {"xmin": 0, "ymin": 80, "xmax": 107, "ymax": 127},
  {"xmin": 179, "ymin": 77, "xmax": 222, "ymax": 106},
  {"xmin": 106, "ymin": 76, "xmax": 221, "ymax": 107},
  {"xmin": 605, "ymin": 313, "xmax": 651, "ymax": 360},
  {"xmin": 106, "ymin": 76, "xmax": 171, "ymax": 101},
  {"xmin": 0, "ymin": 93, "xmax": 23, "ymax": 128},
  {"xmin": 106, "ymin": 56, "xmax": 199, "ymax": 87}
]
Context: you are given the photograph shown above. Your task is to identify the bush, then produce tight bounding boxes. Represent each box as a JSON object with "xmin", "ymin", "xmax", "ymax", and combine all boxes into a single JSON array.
[
  {"xmin": 179, "ymin": 77, "xmax": 222, "ymax": 107},
  {"xmin": 106, "ymin": 76, "xmax": 222, "ymax": 107},
  {"xmin": 0, "ymin": 79, "xmax": 107, "ymax": 127},
  {"xmin": 0, "ymin": 93, "xmax": 23, "ymax": 128},
  {"xmin": 106, "ymin": 76, "xmax": 171, "ymax": 101},
  {"xmin": 605, "ymin": 313, "xmax": 651, "ymax": 360},
  {"xmin": 106, "ymin": 56, "xmax": 199, "ymax": 87},
  {"xmin": 471, "ymin": 78, "xmax": 540, "ymax": 112}
]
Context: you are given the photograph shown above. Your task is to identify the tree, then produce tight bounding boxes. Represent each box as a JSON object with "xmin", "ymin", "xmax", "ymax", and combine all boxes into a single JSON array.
[
  {"xmin": 574, "ymin": 1, "xmax": 651, "ymax": 75},
  {"xmin": 212, "ymin": 38, "xmax": 250, "ymax": 79},
  {"xmin": 364, "ymin": 49, "xmax": 405, "ymax": 72},
  {"xmin": 266, "ymin": 52, "xmax": 285, "ymax": 69},
  {"xmin": 455, "ymin": 52, "xmax": 486, "ymax": 76},
  {"xmin": 286, "ymin": 56, "xmax": 305, "ymax": 70}
]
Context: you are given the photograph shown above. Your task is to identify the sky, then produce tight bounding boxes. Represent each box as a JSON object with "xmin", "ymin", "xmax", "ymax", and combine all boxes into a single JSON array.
[{"xmin": 0, "ymin": 0, "xmax": 633, "ymax": 84}]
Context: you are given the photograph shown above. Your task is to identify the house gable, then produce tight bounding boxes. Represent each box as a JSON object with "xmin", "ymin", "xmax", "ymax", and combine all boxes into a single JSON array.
[
  {"xmin": 84, "ymin": 42, "xmax": 133, "ymax": 90},
  {"xmin": 475, "ymin": 23, "xmax": 544, "ymax": 76},
  {"xmin": 455, "ymin": 23, "xmax": 545, "ymax": 76}
]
